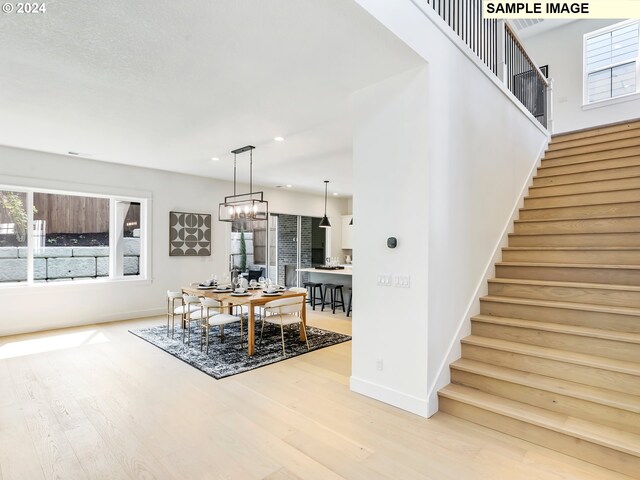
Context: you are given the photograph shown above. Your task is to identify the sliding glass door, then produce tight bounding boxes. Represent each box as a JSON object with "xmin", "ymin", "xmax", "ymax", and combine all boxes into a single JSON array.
[{"xmin": 230, "ymin": 213, "xmax": 326, "ymax": 287}]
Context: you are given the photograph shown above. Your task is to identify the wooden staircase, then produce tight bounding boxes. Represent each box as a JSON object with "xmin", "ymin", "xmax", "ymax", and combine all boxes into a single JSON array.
[{"xmin": 438, "ymin": 120, "xmax": 640, "ymax": 478}]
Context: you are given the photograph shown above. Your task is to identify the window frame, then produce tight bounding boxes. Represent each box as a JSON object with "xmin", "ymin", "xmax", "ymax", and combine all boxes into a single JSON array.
[
  {"xmin": 0, "ymin": 183, "xmax": 149, "ymax": 287},
  {"xmin": 583, "ymin": 19, "xmax": 640, "ymax": 106}
]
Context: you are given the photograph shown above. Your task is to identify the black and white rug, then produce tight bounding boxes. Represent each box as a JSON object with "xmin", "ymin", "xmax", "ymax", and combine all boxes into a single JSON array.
[{"xmin": 129, "ymin": 321, "xmax": 351, "ymax": 379}]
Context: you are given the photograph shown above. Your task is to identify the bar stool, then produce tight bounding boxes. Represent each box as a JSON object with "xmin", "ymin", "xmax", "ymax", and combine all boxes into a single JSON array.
[
  {"xmin": 346, "ymin": 287, "xmax": 352, "ymax": 317},
  {"xmin": 303, "ymin": 282, "xmax": 324, "ymax": 310},
  {"xmin": 322, "ymin": 284, "xmax": 345, "ymax": 314}
]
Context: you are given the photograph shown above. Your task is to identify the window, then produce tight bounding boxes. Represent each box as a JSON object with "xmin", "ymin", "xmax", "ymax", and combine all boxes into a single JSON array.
[
  {"xmin": 584, "ymin": 20, "xmax": 640, "ymax": 104},
  {"xmin": 0, "ymin": 185, "xmax": 147, "ymax": 285}
]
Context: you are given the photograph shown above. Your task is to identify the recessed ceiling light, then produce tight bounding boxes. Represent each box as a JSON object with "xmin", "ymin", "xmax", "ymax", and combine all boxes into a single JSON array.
[
  {"xmin": 333, "ymin": 192, "xmax": 339, "ymax": 196},
  {"xmin": 274, "ymin": 136, "xmax": 285, "ymax": 142},
  {"xmin": 286, "ymin": 184, "xmax": 293, "ymax": 188},
  {"xmin": 211, "ymin": 157, "xmax": 219, "ymax": 161}
]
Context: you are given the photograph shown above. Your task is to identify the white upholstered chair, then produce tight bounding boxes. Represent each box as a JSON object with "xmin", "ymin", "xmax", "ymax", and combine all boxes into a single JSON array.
[
  {"xmin": 260, "ymin": 296, "xmax": 308, "ymax": 355},
  {"xmin": 193, "ymin": 298, "xmax": 244, "ymax": 354},
  {"xmin": 167, "ymin": 290, "xmax": 198, "ymax": 338},
  {"xmin": 181, "ymin": 294, "xmax": 202, "ymax": 344}
]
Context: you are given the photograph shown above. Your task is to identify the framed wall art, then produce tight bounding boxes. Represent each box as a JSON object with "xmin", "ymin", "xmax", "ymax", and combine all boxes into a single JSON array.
[{"xmin": 169, "ymin": 211, "xmax": 211, "ymax": 256}]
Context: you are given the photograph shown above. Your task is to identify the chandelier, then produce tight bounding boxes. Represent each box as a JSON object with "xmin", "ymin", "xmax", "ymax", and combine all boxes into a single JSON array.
[{"xmin": 218, "ymin": 145, "xmax": 269, "ymax": 223}]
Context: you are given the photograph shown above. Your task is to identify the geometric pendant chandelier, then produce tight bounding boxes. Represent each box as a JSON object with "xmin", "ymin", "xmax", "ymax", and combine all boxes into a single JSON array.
[{"xmin": 218, "ymin": 145, "xmax": 269, "ymax": 223}]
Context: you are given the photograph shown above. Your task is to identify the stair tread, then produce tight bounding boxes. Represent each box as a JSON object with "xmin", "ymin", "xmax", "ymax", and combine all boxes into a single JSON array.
[
  {"xmin": 530, "ymin": 174, "xmax": 640, "ymax": 190},
  {"xmin": 551, "ymin": 119, "xmax": 640, "ymax": 143},
  {"xmin": 462, "ymin": 335, "xmax": 640, "ymax": 376},
  {"xmin": 521, "ymin": 200, "xmax": 640, "ymax": 211},
  {"xmin": 504, "ymin": 246, "xmax": 640, "ymax": 251},
  {"xmin": 451, "ymin": 358, "xmax": 640, "ymax": 414},
  {"xmin": 472, "ymin": 314, "xmax": 640, "ymax": 345},
  {"xmin": 514, "ymin": 215, "xmax": 640, "ymax": 224},
  {"xmin": 533, "ymin": 165, "xmax": 640, "ymax": 181},
  {"xmin": 481, "ymin": 294, "xmax": 640, "ymax": 316},
  {"xmin": 488, "ymin": 277, "xmax": 640, "ymax": 292},
  {"xmin": 497, "ymin": 262, "xmax": 640, "ymax": 270},
  {"xmin": 439, "ymin": 384, "xmax": 640, "ymax": 456},
  {"xmin": 525, "ymin": 186, "xmax": 640, "ymax": 200}
]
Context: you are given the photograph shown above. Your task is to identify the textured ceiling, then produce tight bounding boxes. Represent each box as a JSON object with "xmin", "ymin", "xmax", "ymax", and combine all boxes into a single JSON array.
[{"xmin": 0, "ymin": 0, "xmax": 423, "ymax": 196}]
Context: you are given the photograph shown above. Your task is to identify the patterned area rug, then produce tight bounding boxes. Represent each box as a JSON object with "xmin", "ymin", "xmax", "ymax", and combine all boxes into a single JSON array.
[{"xmin": 129, "ymin": 321, "xmax": 351, "ymax": 379}]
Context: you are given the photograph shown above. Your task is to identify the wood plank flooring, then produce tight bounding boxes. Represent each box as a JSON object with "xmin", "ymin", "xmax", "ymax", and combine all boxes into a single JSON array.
[{"xmin": 0, "ymin": 310, "xmax": 633, "ymax": 479}]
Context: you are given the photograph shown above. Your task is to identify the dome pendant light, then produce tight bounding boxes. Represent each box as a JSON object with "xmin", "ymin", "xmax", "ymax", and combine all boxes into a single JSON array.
[{"xmin": 319, "ymin": 180, "xmax": 331, "ymax": 228}]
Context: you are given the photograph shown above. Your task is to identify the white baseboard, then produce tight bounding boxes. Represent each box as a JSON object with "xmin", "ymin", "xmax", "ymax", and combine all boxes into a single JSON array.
[
  {"xmin": 0, "ymin": 308, "xmax": 165, "ymax": 337},
  {"xmin": 350, "ymin": 376, "xmax": 430, "ymax": 417}
]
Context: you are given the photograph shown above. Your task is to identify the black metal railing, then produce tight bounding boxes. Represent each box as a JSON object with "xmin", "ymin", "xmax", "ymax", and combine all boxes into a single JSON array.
[
  {"xmin": 424, "ymin": 0, "xmax": 549, "ymax": 129},
  {"xmin": 504, "ymin": 24, "xmax": 548, "ymax": 128}
]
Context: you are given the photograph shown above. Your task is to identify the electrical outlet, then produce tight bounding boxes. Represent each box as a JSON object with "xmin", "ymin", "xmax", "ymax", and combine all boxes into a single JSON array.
[
  {"xmin": 376, "ymin": 358, "xmax": 384, "ymax": 371},
  {"xmin": 394, "ymin": 275, "xmax": 411, "ymax": 288},
  {"xmin": 377, "ymin": 274, "xmax": 392, "ymax": 286}
]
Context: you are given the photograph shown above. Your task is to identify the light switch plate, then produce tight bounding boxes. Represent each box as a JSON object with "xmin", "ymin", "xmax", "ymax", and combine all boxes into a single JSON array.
[
  {"xmin": 377, "ymin": 274, "xmax": 392, "ymax": 286},
  {"xmin": 394, "ymin": 275, "xmax": 411, "ymax": 288}
]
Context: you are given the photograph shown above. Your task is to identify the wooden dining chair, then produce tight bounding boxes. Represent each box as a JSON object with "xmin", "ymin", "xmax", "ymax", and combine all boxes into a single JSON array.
[
  {"xmin": 193, "ymin": 298, "xmax": 244, "ymax": 354},
  {"xmin": 259, "ymin": 296, "xmax": 308, "ymax": 355}
]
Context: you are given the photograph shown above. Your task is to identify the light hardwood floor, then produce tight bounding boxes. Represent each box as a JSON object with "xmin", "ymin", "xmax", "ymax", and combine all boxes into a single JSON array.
[{"xmin": 0, "ymin": 309, "xmax": 633, "ymax": 480}]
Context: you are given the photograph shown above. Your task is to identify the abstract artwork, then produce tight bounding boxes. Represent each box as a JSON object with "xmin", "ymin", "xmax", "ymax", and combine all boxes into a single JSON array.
[{"xmin": 169, "ymin": 211, "xmax": 211, "ymax": 256}]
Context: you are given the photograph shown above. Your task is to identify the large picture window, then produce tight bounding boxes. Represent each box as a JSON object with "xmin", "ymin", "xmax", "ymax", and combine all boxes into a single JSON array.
[
  {"xmin": 584, "ymin": 20, "xmax": 639, "ymax": 104},
  {"xmin": 0, "ymin": 185, "xmax": 147, "ymax": 285}
]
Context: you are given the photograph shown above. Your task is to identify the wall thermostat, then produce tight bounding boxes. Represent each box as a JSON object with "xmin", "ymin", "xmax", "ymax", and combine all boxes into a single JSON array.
[{"xmin": 387, "ymin": 237, "xmax": 397, "ymax": 249}]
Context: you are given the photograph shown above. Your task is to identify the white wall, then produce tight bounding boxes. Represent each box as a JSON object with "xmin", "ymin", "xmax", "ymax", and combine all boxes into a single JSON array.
[
  {"xmin": 0, "ymin": 146, "xmax": 347, "ymax": 336},
  {"xmin": 351, "ymin": 0, "xmax": 549, "ymax": 417},
  {"xmin": 523, "ymin": 19, "xmax": 640, "ymax": 133}
]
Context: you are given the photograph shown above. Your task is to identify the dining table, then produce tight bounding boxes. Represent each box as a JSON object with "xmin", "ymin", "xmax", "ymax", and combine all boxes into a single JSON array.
[{"xmin": 181, "ymin": 285, "xmax": 307, "ymax": 356}]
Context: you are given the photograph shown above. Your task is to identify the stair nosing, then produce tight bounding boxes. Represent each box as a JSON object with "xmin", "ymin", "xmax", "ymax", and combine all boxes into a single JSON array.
[
  {"xmin": 488, "ymin": 277, "xmax": 640, "ymax": 292},
  {"xmin": 451, "ymin": 358, "xmax": 640, "ymax": 414},
  {"xmin": 524, "ymin": 186, "xmax": 640, "ymax": 201},
  {"xmin": 503, "ymin": 246, "xmax": 640, "ymax": 251},
  {"xmin": 496, "ymin": 261, "xmax": 640, "ymax": 270},
  {"xmin": 481, "ymin": 294, "xmax": 640, "ymax": 317},
  {"xmin": 529, "ymin": 174, "xmax": 640, "ymax": 190},
  {"xmin": 543, "ymin": 139, "xmax": 640, "ymax": 159},
  {"xmin": 520, "ymin": 200, "xmax": 640, "ymax": 213},
  {"xmin": 533, "ymin": 165, "xmax": 640, "ymax": 184},
  {"xmin": 461, "ymin": 335, "xmax": 640, "ymax": 376},
  {"xmin": 439, "ymin": 384, "xmax": 640, "ymax": 456},
  {"xmin": 508, "ymin": 230, "xmax": 640, "ymax": 237},
  {"xmin": 514, "ymin": 215, "xmax": 640, "ymax": 224},
  {"xmin": 471, "ymin": 314, "xmax": 640, "ymax": 345},
  {"xmin": 540, "ymin": 146, "xmax": 640, "ymax": 164}
]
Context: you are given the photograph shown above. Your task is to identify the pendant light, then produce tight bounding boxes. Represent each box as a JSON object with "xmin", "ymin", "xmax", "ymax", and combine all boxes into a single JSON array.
[
  {"xmin": 319, "ymin": 180, "xmax": 331, "ymax": 228},
  {"xmin": 218, "ymin": 145, "xmax": 269, "ymax": 223}
]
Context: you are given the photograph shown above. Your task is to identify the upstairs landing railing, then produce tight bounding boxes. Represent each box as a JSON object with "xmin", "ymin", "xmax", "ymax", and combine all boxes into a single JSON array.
[{"xmin": 425, "ymin": 0, "xmax": 551, "ymax": 130}]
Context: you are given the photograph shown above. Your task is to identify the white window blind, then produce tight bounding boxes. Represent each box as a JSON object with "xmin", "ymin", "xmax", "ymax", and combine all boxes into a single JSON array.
[{"xmin": 585, "ymin": 21, "xmax": 639, "ymax": 104}]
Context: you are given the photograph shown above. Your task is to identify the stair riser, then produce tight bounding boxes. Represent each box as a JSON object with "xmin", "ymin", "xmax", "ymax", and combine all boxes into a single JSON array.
[
  {"xmin": 471, "ymin": 321, "xmax": 640, "ymax": 362},
  {"xmin": 544, "ymin": 137, "xmax": 640, "ymax": 160},
  {"xmin": 450, "ymin": 369, "xmax": 640, "ymax": 435},
  {"xmin": 502, "ymin": 249, "xmax": 640, "ymax": 264},
  {"xmin": 496, "ymin": 264, "xmax": 640, "ymax": 286},
  {"xmin": 529, "ymin": 176, "xmax": 640, "ymax": 198},
  {"xmin": 524, "ymin": 189, "xmax": 640, "ymax": 209},
  {"xmin": 488, "ymin": 282, "xmax": 640, "ymax": 308},
  {"xmin": 461, "ymin": 344, "xmax": 640, "ymax": 395},
  {"xmin": 519, "ymin": 202, "xmax": 640, "ymax": 220},
  {"xmin": 480, "ymin": 298, "xmax": 640, "ymax": 333},
  {"xmin": 533, "ymin": 165, "xmax": 640, "ymax": 187},
  {"xmin": 537, "ymin": 156, "xmax": 640, "ymax": 177},
  {"xmin": 514, "ymin": 217, "xmax": 640, "ymax": 235},
  {"xmin": 438, "ymin": 397, "xmax": 640, "ymax": 478},
  {"xmin": 509, "ymin": 232, "xmax": 640, "ymax": 247},
  {"xmin": 548, "ymin": 127, "xmax": 640, "ymax": 152},
  {"xmin": 541, "ymin": 146, "xmax": 640, "ymax": 168},
  {"xmin": 553, "ymin": 122, "xmax": 640, "ymax": 144}
]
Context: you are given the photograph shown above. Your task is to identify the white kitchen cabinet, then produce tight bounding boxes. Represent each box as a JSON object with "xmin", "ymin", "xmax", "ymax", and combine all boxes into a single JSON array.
[{"xmin": 341, "ymin": 215, "xmax": 353, "ymax": 249}]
